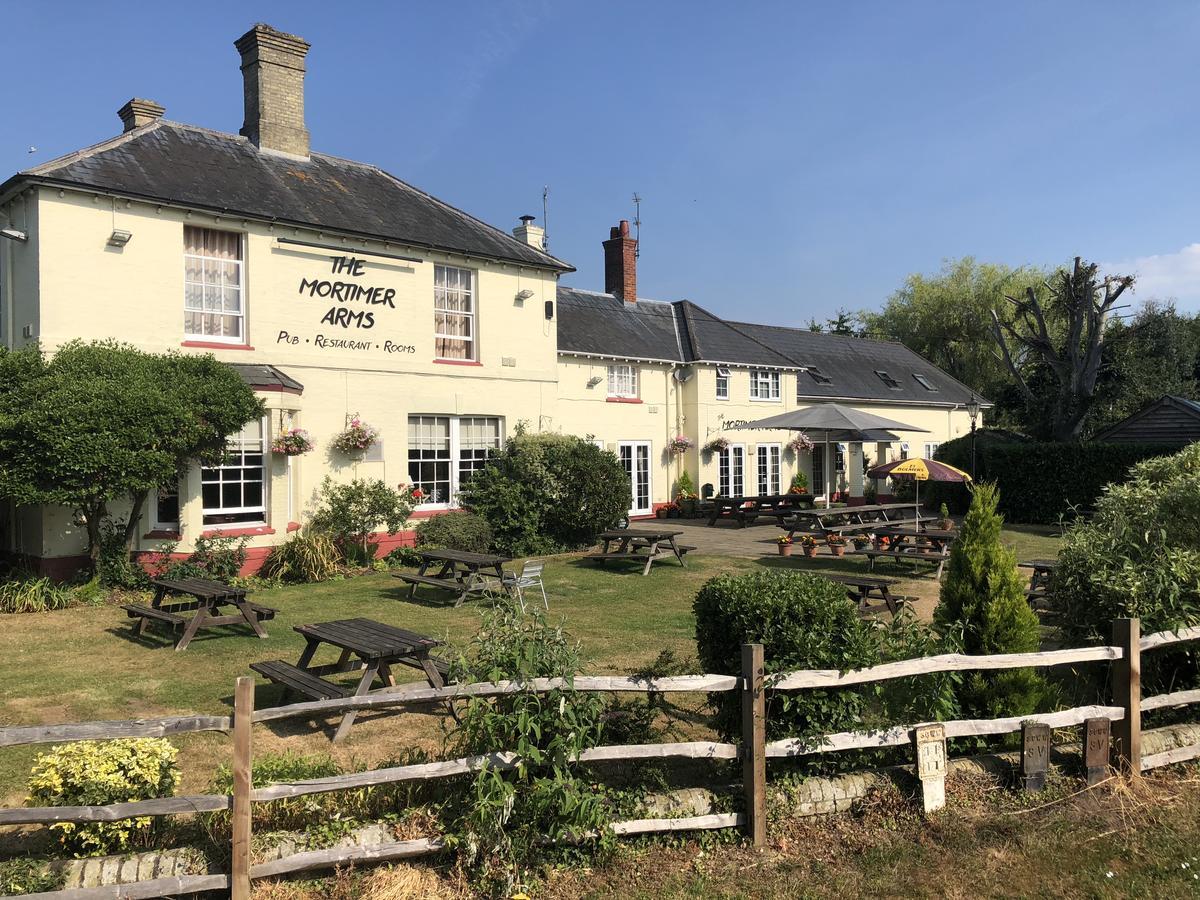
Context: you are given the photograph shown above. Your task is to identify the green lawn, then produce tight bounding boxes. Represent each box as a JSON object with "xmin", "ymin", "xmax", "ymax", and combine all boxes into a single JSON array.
[{"xmin": 0, "ymin": 527, "xmax": 1064, "ymax": 803}]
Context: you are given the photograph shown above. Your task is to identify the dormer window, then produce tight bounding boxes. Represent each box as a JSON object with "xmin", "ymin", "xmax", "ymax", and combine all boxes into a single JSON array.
[
  {"xmin": 806, "ymin": 366, "xmax": 833, "ymax": 385},
  {"xmin": 912, "ymin": 373, "xmax": 938, "ymax": 392},
  {"xmin": 875, "ymin": 370, "xmax": 902, "ymax": 390}
]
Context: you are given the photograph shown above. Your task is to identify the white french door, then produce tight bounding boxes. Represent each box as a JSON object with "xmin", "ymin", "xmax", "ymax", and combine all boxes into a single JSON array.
[
  {"xmin": 757, "ymin": 444, "xmax": 781, "ymax": 496},
  {"xmin": 718, "ymin": 444, "xmax": 746, "ymax": 497},
  {"xmin": 618, "ymin": 441, "xmax": 652, "ymax": 517}
]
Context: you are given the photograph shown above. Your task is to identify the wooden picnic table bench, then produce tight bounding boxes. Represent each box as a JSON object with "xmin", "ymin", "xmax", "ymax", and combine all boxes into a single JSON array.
[
  {"xmin": 251, "ymin": 617, "xmax": 449, "ymax": 742},
  {"xmin": 1019, "ymin": 558, "xmax": 1059, "ymax": 601},
  {"xmin": 706, "ymin": 493, "xmax": 815, "ymax": 527},
  {"xmin": 393, "ymin": 548, "xmax": 510, "ymax": 607},
  {"xmin": 122, "ymin": 577, "xmax": 276, "ymax": 651},
  {"xmin": 818, "ymin": 572, "xmax": 910, "ymax": 614},
  {"xmin": 858, "ymin": 546, "xmax": 950, "ymax": 580},
  {"xmin": 585, "ymin": 528, "xmax": 692, "ymax": 575},
  {"xmin": 874, "ymin": 526, "xmax": 958, "ymax": 553},
  {"xmin": 786, "ymin": 505, "xmax": 935, "ymax": 539}
]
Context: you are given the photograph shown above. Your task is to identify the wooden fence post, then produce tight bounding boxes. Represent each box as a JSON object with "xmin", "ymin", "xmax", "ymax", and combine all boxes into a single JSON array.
[
  {"xmin": 1112, "ymin": 618, "xmax": 1141, "ymax": 775},
  {"xmin": 741, "ymin": 643, "xmax": 766, "ymax": 849},
  {"xmin": 232, "ymin": 676, "xmax": 254, "ymax": 900}
]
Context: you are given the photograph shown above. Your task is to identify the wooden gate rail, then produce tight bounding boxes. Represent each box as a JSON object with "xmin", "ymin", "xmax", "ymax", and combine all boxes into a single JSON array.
[
  {"xmin": 0, "ymin": 716, "xmax": 231, "ymax": 749},
  {"xmin": 1137, "ymin": 623, "xmax": 1200, "ymax": 772}
]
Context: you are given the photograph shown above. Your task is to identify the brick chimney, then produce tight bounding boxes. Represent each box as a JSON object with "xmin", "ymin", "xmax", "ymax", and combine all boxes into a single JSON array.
[
  {"xmin": 603, "ymin": 220, "xmax": 637, "ymax": 303},
  {"xmin": 234, "ymin": 24, "xmax": 311, "ymax": 158},
  {"xmin": 512, "ymin": 215, "xmax": 545, "ymax": 250},
  {"xmin": 117, "ymin": 98, "xmax": 165, "ymax": 132}
]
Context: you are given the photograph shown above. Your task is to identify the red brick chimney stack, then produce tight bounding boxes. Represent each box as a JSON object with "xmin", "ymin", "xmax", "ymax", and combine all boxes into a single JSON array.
[{"xmin": 603, "ymin": 219, "xmax": 637, "ymax": 304}]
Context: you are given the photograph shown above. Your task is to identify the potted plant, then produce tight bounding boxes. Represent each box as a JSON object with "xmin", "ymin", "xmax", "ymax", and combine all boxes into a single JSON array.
[
  {"xmin": 703, "ymin": 436, "xmax": 730, "ymax": 455},
  {"xmin": 827, "ymin": 534, "xmax": 848, "ymax": 557},
  {"xmin": 675, "ymin": 471, "xmax": 699, "ymax": 517},
  {"xmin": 799, "ymin": 535, "xmax": 819, "ymax": 558},
  {"xmin": 788, "ymin": 472, "xmax": 809, "ymax": 495},
  {"xmin": 937, "ymin": 502, "xmax": 954, "ymax": 531},
  {"xmin": 271, "ymin": 427, "xmax": 314, "ymax": 457},
  {"xmin": 655, "ymin": 504, "xmax": 670, "ymax": 519},
  {"xmin": 851, "ymin": 535, "xmax": 870, "ymax": 552},
  {"xmin": 776, "ymin": 535, "xmax": 793, "ymax": 557},
  {"xmin": 665, "ymin": 501, "xmax": 681, "ymax": 518},
  {"xmin": 331, "ymin": 415, "xmax": 379, "ymax": 456}
]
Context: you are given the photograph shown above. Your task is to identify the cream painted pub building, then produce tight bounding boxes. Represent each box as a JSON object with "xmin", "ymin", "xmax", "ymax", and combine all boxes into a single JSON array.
[{"xmin": 0, "ymin": 25, "xmax": 981, "ymax": 576}]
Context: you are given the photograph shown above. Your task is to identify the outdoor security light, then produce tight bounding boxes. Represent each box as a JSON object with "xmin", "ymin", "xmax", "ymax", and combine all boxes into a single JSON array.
[
  {"xmin": 107, "ymin": 229, "xmax": 133, "ymax": 247},
  {"xmin": 0, "ymin": 227, "xmax": 27, "ymax": 242},
  {"xmin": 586, "ymin": 375, "xmax": 604, "ymax": 388},
  {"xmin": 515, "ymin": 289, "xmax": 534, "ymax": 302}
]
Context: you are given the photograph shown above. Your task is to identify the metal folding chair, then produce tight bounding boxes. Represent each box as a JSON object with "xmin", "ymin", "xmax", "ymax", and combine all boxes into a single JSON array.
[{"xmin": 503, "ymin": 560, "xmax": 548, "ymax": 610}]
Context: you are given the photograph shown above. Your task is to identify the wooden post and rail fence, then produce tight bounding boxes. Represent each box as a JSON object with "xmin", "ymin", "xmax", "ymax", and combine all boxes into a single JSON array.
[{"xmin": 2, "ymin": 617, "xmax": 1198, "ymax": 899}]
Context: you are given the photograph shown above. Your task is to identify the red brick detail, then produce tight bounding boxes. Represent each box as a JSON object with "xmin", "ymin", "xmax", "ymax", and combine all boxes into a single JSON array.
[
  {"xmin": 286, "ymin": 521, "xmax": 302, "ymax": 533},
  {"xmin": 409, "ymin": 507, "xmax": 462, "ymax": 520},
  {"xmin": 433, "ymin": 359, "xmax": 482, "ymax": 366},
  {"xmin": 181, "ymin": 341, "xmax": 256, "ymax": 351},
  {"xmin": 200, "ymin": 525, "xmax": 276, "ymax": 539},
  {"xmin": 847, "ymin": 496, "xmax": 867, "ymax": 507},
  {"xmin": 27, "ymin": 555, "xmax": 91, "ymax": 581},
  {"xmin": 143, "ymin": 530, "xmax": 182, "ymax": 540},
  {"xmin": 606, "ymin": 397, "xmax": 643, "ymax": 404},
  {"xmin": 602, "ymin": 220, "xmax": 637, "ymax": 303},
  {"xmin": 877, "ymin": 493, "xmax": 894, "ymax": 503}
]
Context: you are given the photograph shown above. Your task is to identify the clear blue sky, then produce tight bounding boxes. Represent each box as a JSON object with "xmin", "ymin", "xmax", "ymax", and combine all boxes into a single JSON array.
[{"xmin": 4, "ymin": 1, "xmax": 1199, "ymax": 321}]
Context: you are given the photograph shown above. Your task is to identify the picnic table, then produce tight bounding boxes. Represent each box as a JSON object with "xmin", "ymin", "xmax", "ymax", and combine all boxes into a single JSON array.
[
  {"xmin": 706, "ymin": 493, "xmax": 815, "ymax": 527},
  {"xmin": 1020, "ymin": 559, "xmax": 1059, "ymax": 600},
  {"xmin": 874, "ymin": 526, "xmax": 958, "ymax": 552},
  {"xmin": 393, "ymin": 548, "xmax": 510, "ymax": 606},
  {"xmin": 819, "ymin": 572, "xmax": 909, "ymax": 615},
  {"xmin": 787, "ymin": 503, "xmax": 934, "ymax": 539},
  {"xmin": 585, "ymin": 528, "xmax": 695, "ymax": 575},
  {"xmin": 251, "ymin": 617, "xmax": 448, "ymax": 742},
  {"xmin": 121, "ymin": 577, "xmax": 277, "ymax": 651}
]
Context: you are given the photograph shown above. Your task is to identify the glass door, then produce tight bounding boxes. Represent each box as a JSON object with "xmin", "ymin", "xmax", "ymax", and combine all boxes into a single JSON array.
[{"xmin": 618, "ymin": 441, "xmax": 652, "ymax": 517}]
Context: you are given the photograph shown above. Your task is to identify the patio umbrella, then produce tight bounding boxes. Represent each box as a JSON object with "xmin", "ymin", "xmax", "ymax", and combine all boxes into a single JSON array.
[
  {"xmin": 866, "ymin": 457, "xmax": 972, "ymax": 522},
  {"xmin": 737, "ymin": 403, "xmax": 930, "ymax": 508}
]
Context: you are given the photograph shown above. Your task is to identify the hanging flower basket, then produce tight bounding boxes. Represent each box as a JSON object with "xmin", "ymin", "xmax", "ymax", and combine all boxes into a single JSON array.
[
  {"xmin": 787, "ymin": 432, "xmax": 815, "ymax": 454},
  {"xmin": 271, "ymin": 428, "xmax": 314, "ymax": 457},
  {"xmin": 331, "ymin": 416, "xmax": 379, "ymax": 455},
  {"xmin": 667, "ymin": 435, "xmax": 695, "ymax": 455},
  {"xmin": 703, "ymin": 436, "xmax": 729, "ymax": 454}
]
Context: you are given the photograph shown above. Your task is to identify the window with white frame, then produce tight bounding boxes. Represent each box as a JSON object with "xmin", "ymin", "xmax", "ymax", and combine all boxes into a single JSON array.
[
  {"xmin": 924, "ymin": 442, "xmax": 940, "ymax": 459},
  {"xmin": 184, "ymin": 227, "xmax": 243, "ymax": 342},
  {"xmin": 201, "ymin": 418, "xmax": 266, "ymax": 526},
  {"xmin": 757, "ymin": 444, "xmax": 781, "ymax": 496},
  {"xmin": 434, "ymin": 264, "xmax": 476, "ymax": 360},
  {"xmin": 749, "ymin": 369, "xmax": 780, "ymax": 401},
  {"xmin": 899, "ymin": 442, "xmax": 910, "ymax": 460},
  {"xmin": 812, "ymin": 446, "xmax": 825, "ymax": 497},
  {"xmin": 607, "ymin": 364, "xmax": 639, "ymax": 399},
  {"xmin": 407, "ymin": 415, "xmax": 503, "ymax": 507},
  {"xmin": 153, "ymin": 484, "xmax": 180, "ymax": 530},
  {"xmin": 715, "ymin": 367, "xmax": 729, "ymax": 400},
  {"xmin": 718, "ymin": 445, "xmax": 745, "ymax": 497}
]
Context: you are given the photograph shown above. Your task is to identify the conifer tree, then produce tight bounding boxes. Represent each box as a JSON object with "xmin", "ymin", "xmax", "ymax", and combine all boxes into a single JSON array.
[{"xmin": 934, "ymin": 483, "xmax": 1047, "ymax": 717}]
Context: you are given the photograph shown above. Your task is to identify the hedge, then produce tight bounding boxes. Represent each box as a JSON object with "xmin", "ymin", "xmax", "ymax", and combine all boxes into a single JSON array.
[{"xmin": 929, "ymin": 433, "xmax": 1175, "ymax": 523}]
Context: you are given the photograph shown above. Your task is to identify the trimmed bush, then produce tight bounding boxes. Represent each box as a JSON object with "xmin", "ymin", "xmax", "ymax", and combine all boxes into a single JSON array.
[
  {"xmin": 415, "ymin": 510, "xmax": 494, "ymax": 554},
  {"xmin": 931, "ymin": 433, "xmax": 1172, "ymax": 522},
  {"xmin": 459, "ymin": 432, "xmax": 629, "ymax": 556},
  {"xmin": 260, "ymin": 530, "xmax": 342, "ymax": 583},
  {"xmin": 149, "ymin": 534, "xmax": 248, "ymax": 583},
  {"xmin": 1053, "ymin": 444, "xmax": 1200, "ymax": 696},
  {"xmin": 28, "ymin": 739, "xmax": 179, "ymax": 856},
  {"xmin": 693, "ymin": 570, "xmax": 880, "ymax": 742},
  {"xmin": 934, "ymin": 483, "xmax": 1047, "ymax": 719},
  {"xmin": 308, "ymin": 477, "xmax": 416, "ymax": 564}
]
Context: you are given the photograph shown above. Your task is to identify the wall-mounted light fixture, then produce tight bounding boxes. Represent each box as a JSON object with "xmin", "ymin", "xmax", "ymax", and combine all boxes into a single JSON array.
[
  {"xmin": 586, "ymin": 375, "xmax": 603, "ymax": 388},
  {"xmin": 515, "ymin": 289, "xmax": 534, "ymax": 303},
  {"xmin": 107, "ymin": 229, "xmax": 133, "ymax": 247},
  {"xmin": 0, "ymin": 227, "xmax": 28, "ymax": 242}
]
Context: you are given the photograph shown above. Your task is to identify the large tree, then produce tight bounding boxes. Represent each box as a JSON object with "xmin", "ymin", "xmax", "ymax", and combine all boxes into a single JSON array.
[
  {"xmin": 990, "ymin": 257, "xmax": 1134, "ymax": 442},
  {"xmin": 0, "ymin": 341, "xmax": 263, "ymax": 570},
  {"xmin": 860, "ymin": 257, "xmax": 1049, "ymax": 408}
]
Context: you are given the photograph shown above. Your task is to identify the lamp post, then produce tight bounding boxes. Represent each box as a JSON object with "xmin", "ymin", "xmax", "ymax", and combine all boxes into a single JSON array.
[{"xmin": 966, "ymin": 394, "xmax": 981, "ymax": 478}]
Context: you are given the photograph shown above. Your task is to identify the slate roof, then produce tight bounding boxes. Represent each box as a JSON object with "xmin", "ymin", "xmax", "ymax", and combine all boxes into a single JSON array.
[
  {"xmin": 556, "ymin": 286, "xmax": 985, "ymax": 406},
  {"xmin": 229, "ymin": 363, "xmax": 303, "ymax": 394},
  {"xmin": 3, "ymin": 120, "xmax": 572, "ymax": 272}
]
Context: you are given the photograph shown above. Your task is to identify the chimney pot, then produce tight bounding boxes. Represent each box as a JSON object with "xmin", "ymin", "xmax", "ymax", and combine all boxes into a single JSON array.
[
  {"xmin": 117, "ymin": 98, "xmax": 165, "ymax": 132},
  {"xmin": 513, "ymin": 215, "xmax": 545, "ymax": 250},
  {"xmin": 235, "ymin": 23, "xmax": 311, "ymax": 158},
  {"xmin": 602, "ymin": 220, "xmax": 637, "ymax": 304}
]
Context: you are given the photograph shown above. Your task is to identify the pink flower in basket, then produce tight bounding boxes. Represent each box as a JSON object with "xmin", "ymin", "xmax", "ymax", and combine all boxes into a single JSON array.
[
  {"xmin": 332, "ymin": 415, "xmax": 380, "ymax": 454},
  {"xmin": 271, "ymin": 428, "xmax": 314, "ymax": 456},
  {"xmin": 787, "ymin": 432, "xmax": 815, "ymax": 453},
  {"xmin": 668, "ymin": 435, "xmax": 695, "ymax": 455}
]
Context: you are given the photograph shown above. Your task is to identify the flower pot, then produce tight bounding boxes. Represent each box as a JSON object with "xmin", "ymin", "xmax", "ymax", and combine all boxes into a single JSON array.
[
  {"xmin": 667, "ymin": 508, "xmax": 680, "ymax": 518},
  {"xmin": 803, "ymin": 546, "xmax": 818, "ymax": 558},
  {"xmin": 829, "ymin": 544, "xmax": 846, "ymax": 557},
  {"xmin": 680, "ymin": 498, "xmax": 697, "ymax": 518},
  {"xmin": 778, "ymin": 543, "xmax": 792, "ymax": 557},
  {"xmin": 655, "ymin": 508, "xmax": 668, "ymax": 519}
]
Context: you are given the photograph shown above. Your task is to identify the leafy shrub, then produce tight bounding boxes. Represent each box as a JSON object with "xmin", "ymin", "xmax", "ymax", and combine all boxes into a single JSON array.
[
  {"xmin": 383, "ymin": 545, "xmax": 424, "ymax": 568},
  {"xmin": 0, "ymin": 858, "xmax": 62, "ymax": 895},
  {"xmin": 448, "ymin": 598, "xmax": 610, "ymax": 895},
  {"xmin": 0, "ymin": 573, "xmax": 75, "ymax": 614},
  {"xmin": 459, "ymin": 432, "xmax": 629, "ymax": 556},
  {"xmin": 926, "ymin": 428, "xmax": 1030, "ymax": 512},
  {"xmin": 932, "ymin": 434, "xmax": 1171, "ymax": 522},
  {"xmin": 934, "ymin": 483, "xmax": 1047, "ymax": 719},
  {"xmin": 1053, "ymin": 444, "xmax": 1200, "ymax": 696},
  {"xmin": 415, "ymin": 511, "xmax": 494, "ymax": 554},
  {"xmin": 97, "ymin": 517, "xmax": 149, "ymax": 590},
  {"xmin": 28, "ymin": 739, "xmax": 178, "ymax": 856},
  {"xmin": 674, "ymin": 470, "xmax": 697, "ymax": 500},
  {"xmin": 260, "ymin": 531, "xmax": 342, "ymax": 583},
  {"xmin": 693, "ymin": 570, "xmax": 880, "ymax": 742},
  {"xmin": 150, "ymin": 534, "xmax": 248, "ymax": 583},
  {"xmin": 308, "ymin": 477, "xmax": 415, "ymax": 564}
]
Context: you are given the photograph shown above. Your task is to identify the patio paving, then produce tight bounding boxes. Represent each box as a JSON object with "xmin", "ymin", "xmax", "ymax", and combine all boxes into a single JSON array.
[{"xmin": 655, "ymin": 518, "xmax": 798, "ymax": 558}]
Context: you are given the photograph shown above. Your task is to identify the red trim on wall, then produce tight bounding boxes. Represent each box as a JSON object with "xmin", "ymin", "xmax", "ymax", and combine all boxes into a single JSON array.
[
  {"xmin": 201, "ymin": 525, "xmax": 276, "ymax": 538},
  {"xmin": 27, "ymin": 555, "xmax": 90, "ymax": 581},
  {"xmin": 847, "ymin": 496, "xmax": 867, "ymax": 507},
  {"xmin": 877, "ymin": 494, "xmax": 894, "ymax": 504},
  {"xmin": 432, "ymin": 358, "xmax": 483, "ymax": 366},
  {"xmin": 409, "ymin": 507, "xmax": 462, "ymax": 520},
  {"xmin": 143, "ymin": 530, "xmax": 181, "ymax": 540},
  {"xmin": 286, "ymin": 521, "xmax": 302, "ymax": 533},
  {"xmin": 606, "ymin": 397, "xmax": 643, "ymax": 404},
  {"xmin": 181, "ymin": 341, "xmax": 256, "ymax": 351}
]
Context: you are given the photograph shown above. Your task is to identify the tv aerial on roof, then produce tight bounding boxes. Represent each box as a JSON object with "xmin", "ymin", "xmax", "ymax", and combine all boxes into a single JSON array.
[{"xmin": 632, "ymin": 192, "xmax": 642, "ymax": 259}]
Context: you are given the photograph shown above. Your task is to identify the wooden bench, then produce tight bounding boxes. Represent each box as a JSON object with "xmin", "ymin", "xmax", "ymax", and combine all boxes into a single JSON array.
[
  {"xmin": 394, "ymin": 573, "xmax": 466, "ymax": 591},
  {"xmin": 397, "ymin": 654, "xmax": 452, "ymax": 680},
  {"xmin": 121, "ymin": 604, "xmax": 186, "ymax": 628},
  {"xmin": 859, "ymin": 548, "xmax": 950, "ymax": 579},
  {"xmin": 250, "ymin": 660, "xmax": 351, "ymax": 701}
]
